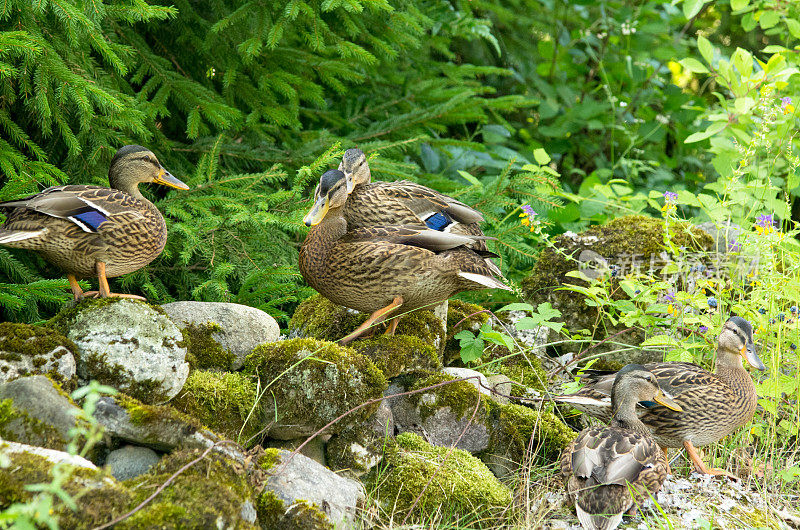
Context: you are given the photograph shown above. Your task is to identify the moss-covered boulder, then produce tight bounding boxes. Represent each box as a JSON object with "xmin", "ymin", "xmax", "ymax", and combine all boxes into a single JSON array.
[
  {"xmin": 178, "ymin": 322, "xmax": 236, "ymax": 371},
  {"xmin": 0, "ymin": 440, "xmax": 134, "ymax": 529},
  {"xmin": 326, "ymin": 400, "xmax": 393, "ymax": 477},
  {"xmin": 243, "ymin": 338, "xmax": 387, "ymax": 439},
  {"xmin": 49, "ymin": 298, "xmax": 189, "ymax": 404},
  {"xmin": 289, "ymin": 294, "xmax": 446, "ymax": 352},
  {"xmin": 0, "ymin": 375, "xmax": 85, "ymax": 452},
  {"xmin": 0, "ymin": 322, "xmax": 77, "ymax": 389},
  {"xmin": 170, "ymin": 370, "xmax": 262, "ymax": 446},
  {"xmin": 483, "ymin": 402, "xmax": 576, "ymax": 480},
  {"xmin": 256, "ymin": 448, "xmax": 364, "ymax": 529},
  {"xmin": 350, "ymin": 335, "xmax": 441, "ymax": 379},
  {"xmin": 117, "ymin": 448, "xmax": 258, "ymax": 529},
  {"xmin": 521, "ymin": 215, "xmax": 714, "ymax": 367},
  {"xmin": 368, "ymin": 432, "xmax": 512, "ymax": 524}
]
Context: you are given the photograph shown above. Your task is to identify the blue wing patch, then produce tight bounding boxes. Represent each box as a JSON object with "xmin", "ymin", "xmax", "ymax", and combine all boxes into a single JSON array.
[
  {"xmin": 638, "ymin": 401, "xmax": 659, "ymax": 408},
  {"xmin": 424, "ymin": 212, "xmax": 452, "ymax": 231},
  {"xmin": 73, "ymin": 210, "xmax": 108, "ymax": 231}
]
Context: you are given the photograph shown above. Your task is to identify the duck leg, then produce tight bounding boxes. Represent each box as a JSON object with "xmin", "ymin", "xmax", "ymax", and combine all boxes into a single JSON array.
[
  {"xmin": 339, "ymin": 296, "xmax": 404, "ymax": 345},
  {"xmin": 67, "ymin": 274, "xmax": 85, "ymax": 300},
  {"xmin": 83, "ymin": 262, "xmax": 146, "ymax": 300},
  {"xmin": 683, "ymin": 441, "xmax": 738, "ymax": 479},
  {"xmin": 663, "ymin": 448, "xmax": 671, "ymax": 475},
  {"xmin": 384, "ymin": 316, "xmax": 400, "ymax": 336}
]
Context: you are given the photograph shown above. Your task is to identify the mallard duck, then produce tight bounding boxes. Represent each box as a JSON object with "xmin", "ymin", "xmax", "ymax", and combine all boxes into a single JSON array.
[
  {"xmin": 554, "ymin": 316, "xmax": 766, "ymax": 477},
  {"xmin": 0, "ymin": 145, "xmax": 188, "ymax": 300},
  {"xmin": 561, "ymin": 364, "xmax": 682, "ymax": 530},
  {"xmin": 338, "ymin": 148, "xmax": 486, "ymax": 244},
  {"xmin": 299, "ymin": 169, "xmax": 510, "ymax": 344}
]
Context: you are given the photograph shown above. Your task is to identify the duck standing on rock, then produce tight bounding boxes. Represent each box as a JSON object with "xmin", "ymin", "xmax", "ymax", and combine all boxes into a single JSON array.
[
  {"xmin": 0, "ymin": 145, "xmax": 188, "ymax": 300},
  {"xmin": 299, "ymin": 168, "xmax": 510, "ymax": 345},
  {"xmin": 554, "ymin": 316, "xmax": 766, "ymax": 478},
  {"xmin": 561, "ymin": 364, "xmax": 683, "ymax": 530}
]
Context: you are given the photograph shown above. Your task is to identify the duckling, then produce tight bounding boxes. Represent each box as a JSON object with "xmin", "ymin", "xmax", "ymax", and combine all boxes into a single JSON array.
[
  {"xmin": 561, "ymin": 364, "xmax": 683, "ymax": 530},
  {"xmin": 0, "ymin": 145, "xmax": 188, "ymax": 299},
  {"xmin": 299, "ymin": 169, "xmax": 510, "ymax": 344},
  {"xmin": 554, "ymin": 316, "xmax": 765, "ymax": 477}
]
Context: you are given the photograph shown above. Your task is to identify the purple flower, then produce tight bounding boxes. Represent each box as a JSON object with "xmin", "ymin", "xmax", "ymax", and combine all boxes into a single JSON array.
[
  {"xmin": 663, "ymin": 290, "xmax": 676, "ymax": 302},
  {"xmin": 521, "ymin": 204, "xmax": 537, "ymax": 217},
  {"xmin": 756, "ymin": 214, "xmax": 774, "ymax": 228},
  {"xmin": 727, "ymin": 238, "xmax": 741, "ymax": 252},
  {"xmin": 663, "ymin": 191, "xmax": 678, "ymax": 203},
  {"xmin": 698, "ymin": 325, "xmax": 709, "ymax": 334},
  {"xmin": 782, "ymin": 96, "xmax": 792, "ymax": 107}
]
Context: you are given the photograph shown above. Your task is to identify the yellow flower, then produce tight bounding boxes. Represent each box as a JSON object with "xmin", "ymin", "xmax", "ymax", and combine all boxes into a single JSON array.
[{"xmin": 784, "ymin": 104, "xmax": 795, "ymax": 115}]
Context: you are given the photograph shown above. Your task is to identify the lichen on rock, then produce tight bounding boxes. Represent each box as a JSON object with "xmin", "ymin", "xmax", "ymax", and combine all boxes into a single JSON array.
[
  {"xmin": 368, "ymin": 432, "xmax": 512, "ymax": 523},
  {"xmin": 0, "ymin": 322, "xmax": 77, "ymax": 389},
  {"xmin": 242, "ymin": 338, "xmax": 387, "ymax": 439},
  {"xmin": 170, "ymin": 370, "xmax": 262, "ymax": 446}
]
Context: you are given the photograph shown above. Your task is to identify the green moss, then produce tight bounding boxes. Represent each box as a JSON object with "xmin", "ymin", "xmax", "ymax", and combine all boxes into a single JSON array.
[
  {"xmin": 485, "ymin": 401, "xmax": 576, "ymax": 469},
  {"xmin": 47, "ymin": 297, "xmax": 167, "ymax": 335},
  {"xmin": 351, "ymin": 335, "xmax": 441, "ymax": 379},
  {"xmin": 258, "ymin": 448, "xmax": 281, "ymax": 471},
  {"xmin": 0, "ymin": 323, "xmax": 78, "ymax": 387},
  {"xmin": 116, "ymin": 392, "xmax": 205, "ymax": 433},
  {"xmin": 170, "ymin": 370, "xmax": 261, "ymax": 445},
  {"xmin": 444, "ymin": 300, "xmax": 490, "ymax": 364},
  {"xmin": 479, "ymin": 350, "xmax": 548, "ymax": 394},
  {"xmin": 368, "ymin": 432, "xmax": 512, "ymax": 524},
  {"xmin": 0, "ymin": 397, "xmax": 67, "ymax": 450},
  {"xmin": 256, "ymin": 491, "xmax": 333, "ymax": 530},
  {"xmin": 243, "ymin": 338, "xmax": 387, "ymax": 437},
  {"xmin": 180, "ymin": 322, "xmax": 235, "ymax": 371},
  {"xmin": 289, "ymin": 294, "xmax": 445, "ymax": 350},
  {"xmin": 118, "ymin": 448, "xmax": 256, "ymax": 530},
  {"xmin": 82, "ymin": 351, "xmax": 170, "ymax": 404},
  {"xmin": 408, "ymin": 372, "xmax": 485, "ymax": 422}
]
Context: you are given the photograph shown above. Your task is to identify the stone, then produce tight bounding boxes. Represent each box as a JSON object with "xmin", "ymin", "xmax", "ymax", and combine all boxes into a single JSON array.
[
  {"xmin": 162, "ymin": 301, "xmax": 280, "ymax": 370},
  {"xmin": 242, "ymin": 338, "xmax": 387, "ymax": 440},
  {"xmin": 442, "ymin": 367, "xmax": 494, "ymax": 397},
  {"xmin": 0, "ymin": 375, "xmax": 83, "ymax": 451},
  {"xmin": 696, "ymin": 221, "xmax": 743, "ymax": 254},
  {"xmin": 485, "ymin": 374, "xmax": 513, "ymax": 404},
  {"xmin": 105, "ymin": 444, "xmax": 161, "ymax": 481},
  {"xmin": 257, "ymin": 448, "xmax": 365, "ymax": 529},
  {"xmin": 54, "ymin": 299, "xmax": 189, "ymax": 404},
  {"xmin": 265, "ymin": 435, "xmax": 329, "ymax": 467},
  {"xmin": 0, "ymin": 322, "xmax": 76, "ymax": 387},
  {"xmin": 351, "ymin": 335, "xmax": 441, "ymax": 379},
  {"xmin": 369, "ymin": 432, "xmax": 511, "ymax": 521},
  {"xmin": 326, "ymin": 400, "xmax": 394, "ymax": 477}
]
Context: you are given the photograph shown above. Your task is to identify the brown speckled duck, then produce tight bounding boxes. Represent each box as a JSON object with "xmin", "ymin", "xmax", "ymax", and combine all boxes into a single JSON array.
[
  {"xmin": 338, "ymin": 148, "xmax": 486, "ymax": 246},
  {"xmin": 299, "ymin": 169, "xmax": 510, "ymax": 344},
  {"xmin": 0, "ymin": 145, "xmax": 188, "ymax": 300},
  {"xmin": 555, "ymin": 316, "xmax": 766, "ymax": 477},
  {"xmin": 561, "ymin": 364, "xmax": 682, "ymax": 530}
]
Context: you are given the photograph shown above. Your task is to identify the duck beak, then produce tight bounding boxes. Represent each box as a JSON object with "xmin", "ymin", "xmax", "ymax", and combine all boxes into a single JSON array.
[
  {"xmin": 154, "ymin": 167, "xmax": 189, "ymax": 190},
  {"xmin": 741, "ymin": 342, "xmax": 766, "ymax": 371},
  {"xmin": 654, "ymin": 389, "xmax": 683, "ymax": 412},
  {"xmin": 303, "ymin": 196, "xmax": 329, "ymax": 226}
]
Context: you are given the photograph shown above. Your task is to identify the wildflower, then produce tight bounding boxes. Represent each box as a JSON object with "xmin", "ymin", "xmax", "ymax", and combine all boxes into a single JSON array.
[
  {"xmin": 663, "ymin": 290, "xmax": 676, "ymax": 303},
  {"xmin": 791, "ymin": 306, "xmax": 798, "ymax": 314},
  {"xmin": 519, "ymin": 204, "xmax": 538, "ymax": 232},
  {"xmin": 791, "ymin": 343, "xmax": 797, "ymax": 350},
  {"xmin": 755, "ymin": 213, "xmax": 776, "ymax": 236},
  {"xmin": 707, "ymin": 296, "xmax": 717, "ymax": 308},
  {"xmin": 698, "ymin": 325, "xmax": 709, "ymax": 334},
  {"xmin": 663, "ymin": 191, "xmax": 678, "ymax": 203},
  {"xmin": 781, "ymin": 96, "xmax": 795, "ymax": 115},
  {"xmin": 777, "ymin": 313, "xmax": 785, "ymax": 322},
  {"xmin": 727, "ymin": 238, "xmax": 741, "ymax": 252},
  {"xmin": 758, "ymin": 307, "xmax": 766, "ymax": 314}
]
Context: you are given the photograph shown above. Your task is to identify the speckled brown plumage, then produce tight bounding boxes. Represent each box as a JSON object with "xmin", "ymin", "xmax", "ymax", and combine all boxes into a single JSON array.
[
  {"xmin": 554, "ymin": 317, "xmax": 765, "ymax": 477},
  {"xmin": 299, "ymin": 169, "xmax": 510, "ymax": 338},
  {"xmin": 561, "ymin": 365, "xmax": 675, "ymax": 530},
  {"xmin": 0, "ymin": 145, "xmax": 188, "ymax": 298}
]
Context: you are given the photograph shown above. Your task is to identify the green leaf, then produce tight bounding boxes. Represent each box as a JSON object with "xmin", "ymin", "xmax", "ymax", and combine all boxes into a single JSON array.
[
  {"xmin": 758, "ymin": 10, "xmax": 780, "ymax": 29},
  {"xmin": 684, "ymin": 121, "xmax": 726, "ymax": 143},
  {"xmin": 679, "ymin": 58, "xmax": 709, "ymax": 74},
  {"xmin": 683, "ymin": 0, "xmax": 707, "ymax": 19},
  {"xmin": 697, "ymin": 35, "xmax": 713, "ymax": 64},
  {"xmin": 457, "ymin": 170, "xmax": 482, "ymax": 188},
  {"xmin": 533, "ymin": 148, "xmax": 551, "ymax": 165},
  {"xmin": 498, "ymin": 302, "xmax": 534, "ymax": 312},
  {"xmin": 730, "ymin": 0, "xmax": 749, "ymax": 10}
]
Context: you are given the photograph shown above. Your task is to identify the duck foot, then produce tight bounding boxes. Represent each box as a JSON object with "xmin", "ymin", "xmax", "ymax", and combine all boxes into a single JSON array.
[
  {"xmin": 683, "ymin": 440, "xmax": 738, "ymax": 480},
  {"xmin": 69, "ymin": 263, "xmax": 145, "ymax": 301},
  {"xmin": 339, "ymin": 296, "xmax": 403, "ymax": 345},
  {"xmin": 663, "ymin": 447, "xmax": 672, "ymax": 475}
]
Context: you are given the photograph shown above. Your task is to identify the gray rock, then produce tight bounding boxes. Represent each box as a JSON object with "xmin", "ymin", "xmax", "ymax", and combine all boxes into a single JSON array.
[
  {"xmin": 93, "ymin": 394, "xmax": 222, "ymax": 453},
  {"xmin": 265, "ymin": 449, "xmax": 365, "ymax": 528},
  {"xmin": 442, "ymin": 367, "xmax": 493, "ymax": 397},
  {"xmin": 389, "ymin": 375, "xmax": 490, "ymax": 453},
  {"xmin": 0, "ymin": 325, "xmax": 76, "ymax": 385},
  {"xmin": 484, "ymin": 374, "xmax": 513, "ymax": 404},
  {"xmin": 105, "ymin": 444, "xmax": 161, "ymax": 480},
  {"xmin": 326, "ymin": 400, "xmax": 393, "ymax": 476},
  {"xmin": 1, "ymin": 439, "xmax": 99, "ymax": 470},
  {"xmin": 67, "ymin": 300, "xmax": 189, "ymax": 404},
  {"xmin": 0, "ymin": 375, "xmax": 82, "ymax": 450},
  {"xmin": 162, "ymin": 301, "xmax": 280, "ymax": 370},
  {"xmin": 265, "ymin": 435, "xmax": 330, "ymax": 467},
  {"xmin": 696, "ymin": 221, "xmax": 743, "ymax": 254}
]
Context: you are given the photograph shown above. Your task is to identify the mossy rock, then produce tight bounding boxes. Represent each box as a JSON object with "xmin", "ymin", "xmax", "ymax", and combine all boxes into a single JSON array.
[
  {"xmin": 180, "ymin": 322, "xmax": 236, "ymax": 371},
  {"xmin": 478, "ymin": 349, "xmax": 548, "ymax": 395},
  {"xmin": 444, "ymin": 299, "xmax": 490, "ymax": 364},
  {"xmin": 170, "ymin": 370, "xmax": 262, "ymax": 446},
  {"xmin": 0, "ymin": 441, "xmax": 134, "ymax": 528},
  {"xmin": 520, "ymin": 215, "xmax": 714, "ymax": 366},
  {"xmin": 243, "ymin": 338, "xmax": 387, "ymax": 439},
  {"xmin": 118, "ymin": 448, "xmax": 257, "ymax": 529},
  {"xmin": 350, "ymin": 335, "xmax": 441, "ymax": 379},
  {"xmin": 47, "ymin": 296, "xmax": 167, "ymax": 334},
  {"xmin": 368, "ymin": 432, "xmax": 512, "ymax": 525},
  {"xmin": 289, "ymin": 294, "xmax": 445, "ymax": 352},
  {"xmin": 326, "ymin": 400, "xmax": 393, "ymax": 477},
  {"xmin": 0, "ymin": 322, "xmax": 78, "ymax": 389},
  {"xmin": 483, "ymin": 401, "xmax": 576, "ymax": 479}
]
